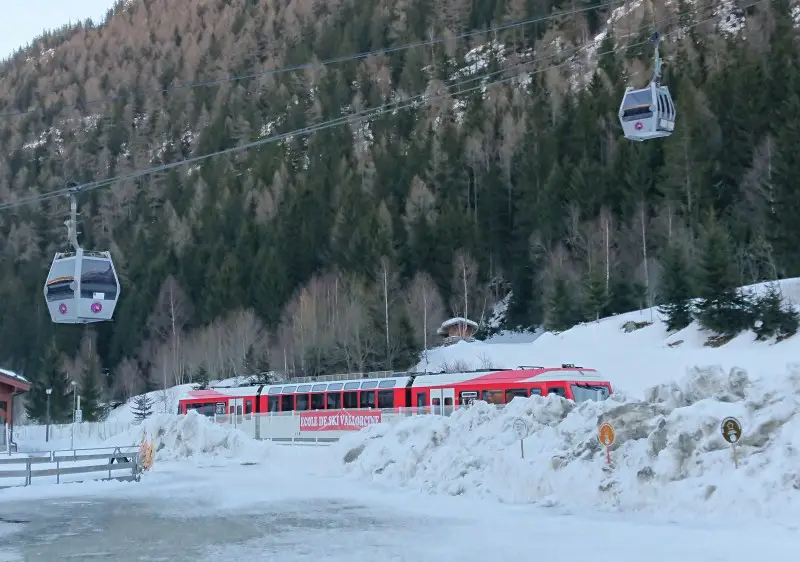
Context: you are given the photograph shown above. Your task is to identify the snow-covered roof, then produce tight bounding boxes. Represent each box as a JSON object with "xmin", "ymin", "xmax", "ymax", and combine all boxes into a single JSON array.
[
  {"xmin": 439, "ymin": 317, "xmax": 478, "ymax": 329},
  {"xmin": 0, "ymin": 368, "xmax": 31, "ymax": 389},
  {"xmin": 437, "ymin": 317, "xmax": 479, "ymax": 335}
]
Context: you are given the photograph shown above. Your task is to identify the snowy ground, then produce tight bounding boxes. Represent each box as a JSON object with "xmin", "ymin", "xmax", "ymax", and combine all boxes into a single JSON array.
[{"xmin": 2, "ymin": 445, "xmax": 800, "ymax": 561}]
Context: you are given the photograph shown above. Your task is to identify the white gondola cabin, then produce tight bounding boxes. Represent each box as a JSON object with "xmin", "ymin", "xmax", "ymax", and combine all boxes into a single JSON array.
[
  {"xmin": 43, "ymin": 185, "xmax": 121, "ymax": 324},
  {"xmin": 619, "ymin": 83, "xmax": 676, "ymax": 141},
  {"xmin": 618, "ymin": 32, "xmax": 676, "ymax": 142},
  {"xmin": 44, "ymin": 249, "xmax": 120, "ymax": 324}
]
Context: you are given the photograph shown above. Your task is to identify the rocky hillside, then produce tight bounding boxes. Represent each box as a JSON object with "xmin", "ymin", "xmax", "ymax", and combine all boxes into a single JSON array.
[{"xmin": 0, "ymin": 0, "xmax": 798, "ymax": 415}]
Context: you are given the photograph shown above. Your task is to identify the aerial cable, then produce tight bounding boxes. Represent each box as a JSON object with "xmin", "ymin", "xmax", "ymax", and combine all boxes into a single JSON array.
[
  {"xmin": 0, "ymin": 0, "xmax": 766, "ymax": 213},
  {"xmin": 8, "ymin": 0, "xmax": 718, "ymax": 172},
  {"xmin": 0, "ymin": 0, "xmax": 634, "ymax": 119}
]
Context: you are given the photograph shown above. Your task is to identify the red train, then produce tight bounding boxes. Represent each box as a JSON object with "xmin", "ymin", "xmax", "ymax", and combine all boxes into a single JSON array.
[{"xmin": 178, "ymin": 364, "xmax": 613, "ymax": 417}]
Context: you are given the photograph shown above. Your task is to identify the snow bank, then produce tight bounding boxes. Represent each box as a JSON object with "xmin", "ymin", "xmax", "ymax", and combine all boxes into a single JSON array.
[
  {"xmin": 336, "ymin": 365, "xmax": 800, "ymax": 521},
  {"xmin": 106, "ymin": 411, "xmax": 272, "ymax": 464}
]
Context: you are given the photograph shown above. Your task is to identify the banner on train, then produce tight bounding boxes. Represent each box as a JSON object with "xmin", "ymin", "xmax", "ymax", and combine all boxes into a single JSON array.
[{"xmin": 299, "ymin": 409, "xmax": 382, "ymax": 431}]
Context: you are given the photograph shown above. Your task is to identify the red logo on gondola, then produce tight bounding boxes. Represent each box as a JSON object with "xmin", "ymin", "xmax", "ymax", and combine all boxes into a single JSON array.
[
  {"xmin": 91, "ymin": 302, "xmax": 103, "ymax": 314},
  {"xmin": 634, "ymin": 122, "xmax": 644, "ymax": 130},
  {"xmin": 58, "ymin": 303, "xmax": 67, "ymax": 314}
]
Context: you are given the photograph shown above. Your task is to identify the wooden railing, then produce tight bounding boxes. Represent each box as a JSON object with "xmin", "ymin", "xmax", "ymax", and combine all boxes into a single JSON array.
[{"xmin": 0, "ymin": 446, "xmax": 141, "ymax": 488}]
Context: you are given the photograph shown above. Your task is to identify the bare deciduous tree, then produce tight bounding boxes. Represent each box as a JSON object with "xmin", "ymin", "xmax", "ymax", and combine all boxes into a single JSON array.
[
  {"xmin": 147, "ymin": 275, "xmax": 193, "ymax": 388},
  {"xmin": 404, "ymin": 271, "xmax": 446, "ymax": 355},
  {"xmin": 113, "ymin": 358, "xmax": 143, "ymax": 401}
]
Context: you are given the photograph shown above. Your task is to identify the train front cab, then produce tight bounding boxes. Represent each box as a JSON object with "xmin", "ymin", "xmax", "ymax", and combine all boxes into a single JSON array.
[{"xmin": 415, "ymin": 380, "xmax": 611, "ymax": 414}]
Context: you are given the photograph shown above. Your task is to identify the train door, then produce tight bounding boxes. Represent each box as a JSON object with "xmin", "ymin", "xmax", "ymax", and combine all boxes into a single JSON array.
[
  {"xmin": 229, "ymin": 398, "xmax": 244, "ymax": 427},
  {"xmin": 430, "ymin": 388, "xmax": 455, "ymax": 416}
]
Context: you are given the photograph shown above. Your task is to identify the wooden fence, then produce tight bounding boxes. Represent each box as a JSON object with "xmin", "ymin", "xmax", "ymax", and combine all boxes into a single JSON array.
[{"xmin": 0, "ymin": 446, "xmax": 141, "ymax": 488}]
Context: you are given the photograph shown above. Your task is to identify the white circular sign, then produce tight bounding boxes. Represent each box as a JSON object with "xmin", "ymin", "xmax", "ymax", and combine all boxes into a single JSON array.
[{"xmin": 512, "ymin": 418, "xmax": 529, "ymax": 440}]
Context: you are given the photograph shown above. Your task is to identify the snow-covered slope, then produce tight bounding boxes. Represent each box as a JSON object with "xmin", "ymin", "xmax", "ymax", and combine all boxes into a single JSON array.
[
  {"xmin": 419, "ymin": 278, "xmax": 800, "ymax": 398},
  {"xmin": 335, "ymin": 364, "xmax": 800, "ymax": 522}
]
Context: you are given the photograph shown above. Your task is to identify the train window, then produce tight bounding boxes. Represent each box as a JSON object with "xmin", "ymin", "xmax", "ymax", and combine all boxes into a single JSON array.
[
  {"xmin": 505, "ymin": 388, "xmax": 528, "ymax": 402},
  {"xmin": 360, "ymin": 391, "xmax": 375, "ymax": 409},
  {"xmin": 548, "ymin": 386, "xmax": 566, "ymax": 398},
  {"xmin": 268, "ymin": 396, "xmax": 279, "ymax": 412},
  {"xmin": 378, "ymin": 380, "xmax": 396, "ymax": 388},
  {"xmin": 245, "ymin": 400, "xmax": 253, "ymax": 415},
  {"xmin": 344, "ymin": 382, "xmax": 360, "ymax": 390},
  {"xmin": 268, "ymin": 387, "xmax": 282, "ymax": 395},
  {"xmin": 416, "ymin": 392, "xmax": 427, "ymax": 407},
  {"xmin": 481, "ymin": 390, "xmax": 504, "ymax": 405},
  {"xmin": 377, "ymin": 390, "xmax": 394, "ymax": 408},
  {"xmin": 327, "ymin": 392, "xmax": 342, "ymax": 409},
  {"xmin": 312, "ymin": 384, "xmax": 327, "ymax": 392},
  {"xmin": 311, "ymin": 393, "xmax": 325, "ymax": 410},
  {"xmin": 297, "ymin": 385, "xmax": 312, "ymax": 393},
  {"xmin": 444, "ymin": 397, "xmax": 453, "ymax": 406},
  {"xmin": 529, "ymin": 388, "xmax": 542, "ymax": 396},
  {"xmin": 361, "ymin": 380, "xmax": 379, "ymax": 390},
  {"xmin": 459, "ymin": 391, "xmax": 477, "ymax": 405},
  {"xmin": 215, "ymin": 402, "xmax": 226, "ymax": 414},
  {"xmin": 202, "ymin": 403, "xmax": 214, "ymax": 416},
  {"xmin": 343, "ymin": 391, "xmax": 358, "ymax": 408},
  {"xmin": 283, "ymin": 385, "xmax": 297, "ymax": 394},
  {"xmin": 281, "ymin": 394, "xmax": 294, "ymax": 411},
  {"xmin": 296, "ymin": 394, "xmax": 309, "ymax": 411},
  {"xmin": 328, "ymin": 383, "xmax": 343, "ymax": 391},
  {"xmin": 570, "ymin": 384, "xmax": 610, "ymax": 402},
  {"xmin": 432, "ymin": 398, "xmax": 441, "ymax": 406}
]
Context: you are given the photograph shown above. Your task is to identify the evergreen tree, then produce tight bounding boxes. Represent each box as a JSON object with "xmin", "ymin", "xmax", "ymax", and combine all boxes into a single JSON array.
[
  {"xmin": 546, "ymin": 278, "xmax": 579, "ymax": 332},
  {"xmin": 80, "ymin": 365, "xmax": 105, "ymax": 422},
  {"xmin": 694, "ymin": 213, "xmax": 752, "ymax": 337},
  {"xmin": 658, "ymin": 240, "xmax": 694, "ymax": 332},
  {"xmin": 582, "ymin": 271, "xmax": 608, "ymax": 321},
  {"xmin": 131, "ymin": 394, "xmax": 154, "ymax": 422},
  {"xmin": 25, "ymin": 343, "xmax": 72, "ymax": 424},
  {"xmin": 195, "ymin": 365, "xmax": 210, "ymax": 389},
  {"xmin": 752, "ymin": 283, "xmax": 800, "ymax": 341}
]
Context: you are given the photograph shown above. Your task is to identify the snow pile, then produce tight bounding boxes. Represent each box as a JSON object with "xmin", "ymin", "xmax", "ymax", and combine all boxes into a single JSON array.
[
  {"xmin": 106, "ymin": 411, "xmax": 272, "ymax": 464},
  {"xmin": 336, "ymin": 365, "xmax": 800, "ymax": 521}
]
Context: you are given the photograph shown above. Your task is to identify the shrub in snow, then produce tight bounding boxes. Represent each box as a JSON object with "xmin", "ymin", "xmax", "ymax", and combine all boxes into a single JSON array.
[{"xmin": 335, "ymin": 365, "xmax": 800, "ymax": 521}]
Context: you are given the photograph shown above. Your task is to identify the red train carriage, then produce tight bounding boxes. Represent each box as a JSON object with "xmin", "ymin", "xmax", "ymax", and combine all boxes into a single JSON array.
[{"xmin": 178, "ymin": 364, "xmax": 612, "ymax": 417}]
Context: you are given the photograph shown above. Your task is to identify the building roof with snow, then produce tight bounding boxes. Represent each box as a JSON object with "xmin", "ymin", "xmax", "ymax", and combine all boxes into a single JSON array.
[
  {"xmin": 437, "ymin": 317, "xmax": 479, "ymax": 336},
  {"xmin": 0, "ymin": 368, "xmax": 29, "ymax": 388}
]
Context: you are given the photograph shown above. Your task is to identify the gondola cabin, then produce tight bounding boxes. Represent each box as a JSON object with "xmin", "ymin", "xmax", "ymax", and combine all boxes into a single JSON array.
[
  {"xmin": 618, "ymin": 83, "xmax": 676, "ymax": 141},
  {"xmin": 44, "ymin": 248, "xmax": 120, "ymax": 324}
]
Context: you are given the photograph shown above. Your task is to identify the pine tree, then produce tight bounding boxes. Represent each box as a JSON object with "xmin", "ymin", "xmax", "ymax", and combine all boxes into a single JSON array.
[
  {"xmin": 80, "ymin": 365, "xmax": 105, "ymax": 422},
  {"xmin": 131, "ymin": 394, "xmax": 154, "ymax": 422},
  {"xmin": 195, "ymin": 365, "xmax": 210, "ymax": 389},
  {"xmin": 546, "ymin": 278, "xmax": 579, "ymax": 332},
  {"xmin": 658, "ymin": 240, "xmax": 694, "ymax": 332},
  {"xmin": 25, "ymin": 343, "xmax": 72, "ymax": 424},
  {"xmin": 582, "ymin": 271, "xmax": 608, "ymax": 321},
  {"xmin": 752, "ymin": 283, "xmax": 800, "ymax": 341},
  {"xmin": 694, "ymin": 213, "xmax": 752, "ymax": 338}
]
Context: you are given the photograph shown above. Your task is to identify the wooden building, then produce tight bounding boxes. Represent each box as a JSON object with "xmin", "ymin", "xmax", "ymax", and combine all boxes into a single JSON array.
[{"xmin": 437, "ymin": 317, "xmax": 479, "ymax": 346}]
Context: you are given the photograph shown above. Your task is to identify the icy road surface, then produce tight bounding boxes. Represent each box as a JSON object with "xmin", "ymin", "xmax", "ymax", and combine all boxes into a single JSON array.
[{"xmin": 1, "ymin": 447, "xmax": 799, "ymax": 561}]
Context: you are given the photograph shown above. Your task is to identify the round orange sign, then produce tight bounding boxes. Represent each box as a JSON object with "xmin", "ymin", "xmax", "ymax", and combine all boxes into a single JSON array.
[{"xmin": 598, "ymin": 423, "xmax": 615, "ymax": 447}]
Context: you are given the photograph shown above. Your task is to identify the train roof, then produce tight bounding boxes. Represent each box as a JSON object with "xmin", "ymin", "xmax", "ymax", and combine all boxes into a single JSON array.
[
  {"xmin": 179, "ymin": 365, "xmax": 607, "ymax": 401},
  {"xmin": 410, "ymin": 366, "xmax": 604, "ymax": 387}
]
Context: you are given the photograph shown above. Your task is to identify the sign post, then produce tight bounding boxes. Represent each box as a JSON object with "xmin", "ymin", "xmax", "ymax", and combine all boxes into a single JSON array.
[
  {"xmin": 598, "ymin": 422, "xmax": 615, "ymax": 465},
  {"xmin": 512, "ymin": 418, "xmax": 529, "ymax": 459},
  {"xmin": 720, "ymin": 416, "xmax": 742, "ymax": 468}
]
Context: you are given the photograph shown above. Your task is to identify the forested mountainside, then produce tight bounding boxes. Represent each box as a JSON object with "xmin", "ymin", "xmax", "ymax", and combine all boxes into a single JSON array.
[{"xmin": 1, "ymin": 0, "xmax": 799, "ymax": 417}]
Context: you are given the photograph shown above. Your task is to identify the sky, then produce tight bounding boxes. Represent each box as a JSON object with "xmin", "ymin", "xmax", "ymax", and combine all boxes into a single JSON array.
[{"xmin": 0, "ymin": 0, "xmax": 115, "ymax": 61}]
